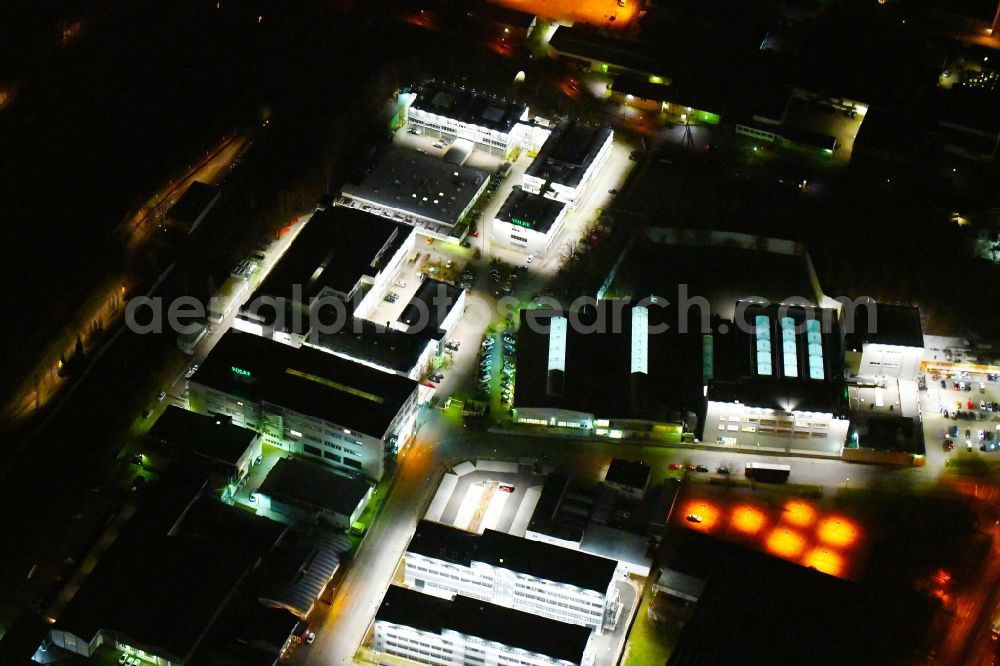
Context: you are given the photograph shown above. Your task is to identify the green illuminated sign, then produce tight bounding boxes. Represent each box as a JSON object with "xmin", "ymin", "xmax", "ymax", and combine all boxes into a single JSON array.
[
  {"xmin": 231, "ymin": 366, "xmax": 252, "ymax": 377},
  {"xmin": 511, "ymin": 217, "xmax": 533, "ymax": 229}
]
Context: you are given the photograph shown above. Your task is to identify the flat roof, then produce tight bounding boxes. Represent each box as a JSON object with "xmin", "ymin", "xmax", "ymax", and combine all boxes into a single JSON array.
[
  {"xmin": 408, "ymin": 520, "xmax": 617, "ymax": 593},
  {"xmin": 258, "ymin": 458, "xmax": 371, "ymax": 516},
  {"xmin": 527, "ymin": 473, "xmax": 587, "ymax": 543},
  {"xmin": 169, "ymin": 181, "xmax": 219, "ymax": 223},
  {"xmin": 608, "ymin": 240, "xmax": 819, "ymax": 320},
  {"xmin": 377, "ymin": 585, "xmax": 592, "ymax": 664},
  {"xmin": 192, "ymin": 331, "xmax": 417, "ymax": 436},
  {"xmin": 525, "ymin": 120, "xmax": 612, "ymax": 189},
  {"xmin": 314, "ymin": 316, "xmax": 442, "ymax": 375},
  {"xmin": 513, "ymin": 302, "xmax": 705, "ymax": 422},
  {"xmin": 708, "ymin": 301, "xmax": 846, "ymax": 414},
  {"xmin": 256, "ymin": 206, "xmax": 406, "ymax": 304},
  {"xmin": 147, "ymin": 406, "xmax": 258, "ymax": 467},
  {"xmin": 844, "ymin": 303, "xmax": 923, "ymax": 350},
  {"xmin": 172, "ymin": 497, "xmax": 287, "ymax": 559},
  {"xmin": 397, "ymin": 278, "xmax": 463, "ymax": 329},
  {"xmin": 411, "ymin": 80, "xmax": 528, "ymax": 134},
  {"xmin": 56, "ymin": 523, "xmax": 254, "ymax": 662},
  {"xmin": 341, "ymin": 145, "xmax": 488, "ymax": 228},
  {"xmin": 605, "ymin": 459, "xmax": 651, "ymax": 490},
  {"xmin": 496, "ymin": 186, "xmax": 566, "ymax": 235},
  {"xmin": 610, "ymin": 76, "xmax": 671, "ymax": 102},
  {"xmin": 549, "ymin": 26, "xmax": 659, "ymax": 74}
]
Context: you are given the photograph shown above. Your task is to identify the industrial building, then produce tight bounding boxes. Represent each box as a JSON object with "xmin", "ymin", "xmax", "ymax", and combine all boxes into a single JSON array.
[
  {"xmin": 404, "ymin": 80, "xmax": 531, "ymax": 158},
  {"xmin": 146, "ymin": 406, "xmax": 262, "ymax": 499},
  {"xmin": 340, "ymin": 145, "xmax": 490, "ymax": 240},
  {"xmin": 512, "ymin": 301, "xmax": 703, "ymax": 442},
  {"xmin": 404, "ymin": 519, "xmax": 620, "ymax": 632},
  {"xmin": 374, "ymin": 585, "xmax": 596, "ymax": 666},
  {"xmin": 704, "ymin": 300, "xmax": 850, "ymax": 455},
  {"xmin": 522, "ymin": 120, "xmax": 613, "ymax": 206},
  {"xmin": 255, "ymin": 457, "xmax": 372, "ymax": 529},
  {"xmin": 234, "ymin": 206, "xmax": 409, "ymax": 348},
  {"xmin": 491, "ymin": 185, "xmax": 568, "ymax": 255},
  {"xmin": 47, "ymin": 480, "xmax": 290, "ymax": 666},
  {"xmin": 843, "ymin": 302, "xmax": 924, "ymax": 380},
  {"xmin": 189, "ymin": 330, "xmax": 420, "ymax": 480}
]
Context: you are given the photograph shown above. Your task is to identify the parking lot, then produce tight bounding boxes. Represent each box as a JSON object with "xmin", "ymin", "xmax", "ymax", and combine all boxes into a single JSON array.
[
  {"xmin": 922, "ymin": 370, "xmax": 1000, "ymax": 458},
  {"xmin": 424, "ymin": 461, "xmax": 546, "ymax": 536}
]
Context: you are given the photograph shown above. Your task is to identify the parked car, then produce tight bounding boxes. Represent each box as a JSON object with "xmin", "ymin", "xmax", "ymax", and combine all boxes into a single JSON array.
[
  {"xmin": 156, "ymin": 391, "xmax": 166, "ymax": 401},
  {"xmin": 695, "ymin": 464, "xmax": 709, "ymax": 473},
  {"xmin": 669, "ymin": 463, "xmax": 682, "ymax": 470},
  {"xmin": 685, "ymin": 513, "xmax": 703, "ymax": 523}
]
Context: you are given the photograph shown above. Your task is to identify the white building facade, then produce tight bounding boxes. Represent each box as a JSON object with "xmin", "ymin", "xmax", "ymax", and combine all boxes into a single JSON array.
[
  {"xmin": 404, "ymin": 540, "xmax": 618, "ymax": 631},
  {"xmin": 374, "ymin": 618, "xmax": 596, "ymax": 666}
]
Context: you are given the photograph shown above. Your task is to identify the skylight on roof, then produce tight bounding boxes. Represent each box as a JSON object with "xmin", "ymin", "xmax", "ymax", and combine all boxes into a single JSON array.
[
  {"xmin": 548, "ymin": 316, "xmax": 567, "ymax": 372},
  {"xmin": 631, "ymin": 306, "xmax": 648, "ymax": 374},
  {"xmin": 755, "ymin": 315, "xmax": 772, "ymax": 376},
  {"xmin": 806, "ymin": 319, "xmax": 824, "ymax": 380},
  {"xmin": 781, "ymin": 317, "xmax": 798, "ymax": 378}
]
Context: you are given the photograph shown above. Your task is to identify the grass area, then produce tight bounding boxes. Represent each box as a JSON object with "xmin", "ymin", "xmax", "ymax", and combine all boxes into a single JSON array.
[{"xmin": 622, "ymin": 592, "xmax": 676, "ymax": 666}]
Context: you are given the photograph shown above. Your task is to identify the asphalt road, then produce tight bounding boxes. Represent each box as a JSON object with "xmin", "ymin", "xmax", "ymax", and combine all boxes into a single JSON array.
[{"xmin": 302, "ymin": 408, "xmax": 933, "ymax": 665}]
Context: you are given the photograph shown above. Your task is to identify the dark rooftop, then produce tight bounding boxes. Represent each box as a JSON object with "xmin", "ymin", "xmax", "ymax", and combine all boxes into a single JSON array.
[
  {"xmin": 525, "ymin": 120, "xmax": 612, "ymax": 189},
  {"xmin": 527, "ymin": 473, "xmax": 588, "ymax": 543},
  {"xmin": 377, "ymin": 585, "xmax": 592, "ymax": 664},
  {"xmin": 397, "ymin": 278, "xmax": 463, "ymax": 330},
  {"xmin": 255, "ymin": 206, "xmax": 406, "ymax": 305},
  {"xmin": 315, "ymin": 316, "xmax": 443, "ymax": 375},
  {"xmin": 342, "ymin": 145, "xmax": 488, "ymax": 228},
  {"xmin": 411, "ymin": 80, "xmax": 528, "ymax": 134},
  {"xmin": 171, "ymin": 496, "xmax": 287, "ymax": 559},
  {"xmin": 147, "ymin": 405, "xmax": 258, "ymax": 467},
  {"xmin": 708, "ymin": 301, "xmax": 847, "ymax": 415},
  {"xmin": 605, "ymin": 459, "xmax": 651, "ymax": 491},
  {"xmin": 258, "ymin": 458, "xmax": 371, "ymax": 516},
  {"xmin": 495, "ymin": 186, "xmax": 566, "ymax": 235},
  {"xmin": 56, "ymin": 521, "xmax": 254, "ymax": 663},
  {"xmin": 192, "ymin": 330, "xmax": 417, "ymax": 436},
  {"xmin": 408, "ymin": 520, "xmax": 617, "ymax": 593},
  {"xmin": 513, "ymin": 302, "xmax": 705, "ymax": 423},
  {"xmin": 844, "ymin": 302, "xmax": 923, "ymax": 351},
  {"xmin": 168, "ymin": 181, "xmax": 220, "ymax": 224}
]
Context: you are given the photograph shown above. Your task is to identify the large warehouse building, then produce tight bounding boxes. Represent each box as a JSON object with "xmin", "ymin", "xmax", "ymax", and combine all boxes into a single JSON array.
[
  {"xmin": 512, "ymin": 301, "xmax": 703, "ymax": 442},
  {"xmin": 189, "ymin": 331, "xmax": 420, "ymax": 480},
  {"xmin": 374, "ymin": 585, "xmax": 596, "ymax": 666},
  {"xmin": 403, "ymin": 519, "xmax": 620, "ymax": 632},
  {"xmin": 703, "ymin": 300, "xmax": 850, "ymax": 455},
  {"xmin": 340, "ymin": 145, "xmax": 489, "ymax": 241}
]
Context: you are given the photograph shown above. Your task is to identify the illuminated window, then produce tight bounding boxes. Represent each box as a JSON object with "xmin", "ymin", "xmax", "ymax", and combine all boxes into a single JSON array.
[
  {"xmin": 547, "ymin": 317, "xmax": 567, "ymax": 372},
  {"xmin": 631, "ymin": 306, "xmax": 649, "ymax": 374}
]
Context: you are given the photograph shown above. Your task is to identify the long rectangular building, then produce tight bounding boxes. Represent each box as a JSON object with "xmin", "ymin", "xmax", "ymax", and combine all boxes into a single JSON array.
[
  {"xmin": 522, "ymin": 120, "xmax": 613, "ymax": 206},
  {"xmin": 405, "ymin": 80, "xmax": 530, "ymax": 158},
  {"xmin": 189, "ymin": 331, "xmax": 420, "ymax": 480},
  {"xmin": 375, "ymin": 585, "xmax": 596, "ymax": 666},
  {"xmin": 404, "ymin": 520, "xmax": 619, "ymax": 632}
]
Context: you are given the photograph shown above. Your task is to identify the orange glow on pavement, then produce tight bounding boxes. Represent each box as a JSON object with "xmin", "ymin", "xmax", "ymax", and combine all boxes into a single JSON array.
[
  {"xmin": 802, "ymin": 548, "xmax": 844, "ymax": 577},
  {"xmin": 817, "ymin": 517, "xmax": 859, "ymax": 548},
  {"xmin": 681, "ymin": 500, "xmax": 721, "ymax": 532},
  {"xmin": 491, "ymin": 0, "xmax": 637, "ymax": 30},
  {"xmin": 731, "ymin": 505, "xmax": 767, "ymax": 536},
  {"xmin": 782, "ymin": 500, "xmax": 817, "ymax": 528},
  {"xmin": 766, "ymin": 528, "xmax": 806, "ymax": 559}
]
